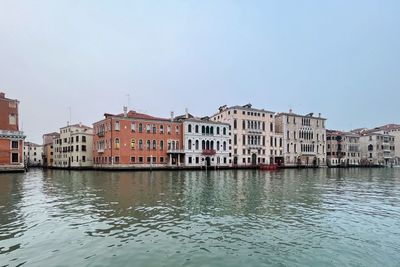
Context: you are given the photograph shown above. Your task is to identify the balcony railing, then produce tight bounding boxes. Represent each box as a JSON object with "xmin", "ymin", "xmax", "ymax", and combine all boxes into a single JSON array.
[
  {"xmin": 97, "ymin": 131, "xmax": 105, "ymax": 137},
  {"xmin": 167, "ymin": 149, "xmax": 185, "ymax": 154},
  {"xmin": 0, "ymin": 130, "xmax": 25, "ymax": 138},
  {"xmin": 202, "ymin": 149, "xmax": 216, "ymax": 156},
  {"xmin": 97, "ymin": 149, "xmax": 104, "ymax": 153}
]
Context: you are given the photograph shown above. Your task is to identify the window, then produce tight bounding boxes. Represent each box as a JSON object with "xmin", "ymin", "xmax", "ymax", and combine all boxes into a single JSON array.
[
  {"xmin": 81, "ymin": 145, "xmax": 87, "ymax": 152},
  {"xmin": 160, "ymin": 157, "xmax": 164, "ymax": 163},
  {"xmin": 160, "ymin": 140, "xmax": 164, "ymax": 150},
  {"xmin": 82, "ymin": 156, "xmax": 86, "ymax": 162},
  {"xmin": 146, "ymin": 124, "xmax": 151, "ymax": 133},
  {"xmin": 139, "ymin": 123, "xmax": 143, "ymax": 133},
  {"xmin": 152, "ymin": 125, "xmax": 157, "ymax": 134},
  {"xmin": 147, "ymin": 140, "xmax": 151, "ymax": 150},
  {"xmin": 115, "ymin": 121, "xmax": 120, "ymax": 131},
  {"xmin": 11, "ymin": 141, "xmax": 18, "ymax": 149},
  {"xmin": 233, "ymin": 119, "xmax": 237, "ymax": 129},
  {"xmin": 176, "ymin": 125, "xmax": 180, "ymax": 134},
  {"xmin": 139, "ymin": 139, "xmax": 143, "ymax": 150},
  {"xmin": 139, "ymin": 157, "xmax": 143, "ymax": 163},
  {"xmin": 188, "ymin": 139, "xmax": 192, "ymax": 149},
  {"xmin": 131, "ymin": 139, "xmax": 135, "ymax": 149},
  {"xmin": 115, "ymin": 156, "xmax": 120, "ymax": 164},
  {"xmin": 131, "ymin": 122, "xmax": 136, "ymax": 132},
  {"xmin": 76, "ymin": 145, "xmax": 79, "ymax": 151},
  {"xmin": 234, "ymin": 134, "xmax": 237, "ymax": 145},
  {"xmin": 131, "ymin": 157, "xmax": 136, "ymax": 163},
  {"xmin": 9, "ymin": 114, "xmax": 17, "ymax": 125},
  {"xmin": 75, "ymin": 136, "xmax": 79, "ymax": 142},
  {"xmin": 167, "ymin": 125, "xmax": 171, "ymax": 134},
  {"xmin": 188, "ymin": 124, "xmax": 192, "ymax": 133},
  {"xmin": 195, "ymin": 125, "xmax": 199, "ymax": 133},
  {"xmin": 217, "ymin": 127, "xmax": 220, "ymax": 135},
  {"xmin": 82, "ymin": 136, "xmax": 86, "ymax": 143},
  {"xmin": 147, "ymin": 157, "xmax": 151, "ymax": 163},
  {"xmin": 12, "ymin": 153, "xmax": 19, "ymax": 163},
  {"xmin": 152, "ymin": 140, "xmax": 157, "ymax": 150},
  {"xmin": 188, "ymin": 157, "xmax": 192, "ymax": 164},
  {"xmin": 160, "ymin": 125, "xmax": 164, "ymax": 134},
  {"xmin": 195, "ymin": 140, "xmax": 199, "ymax": 150},
  {"xmin": 223, "ymin": 128, "xmax": 227, "ymax": 135},
  {"xmin": 115, "ymin": 138, "xmax": 120, "ymax": 149}
]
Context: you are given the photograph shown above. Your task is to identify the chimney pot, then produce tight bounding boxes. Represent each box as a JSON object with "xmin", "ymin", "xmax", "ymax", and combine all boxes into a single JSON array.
[{"xmin": 0, "ymin": 92, "xmax": 4, "ymax": 98}]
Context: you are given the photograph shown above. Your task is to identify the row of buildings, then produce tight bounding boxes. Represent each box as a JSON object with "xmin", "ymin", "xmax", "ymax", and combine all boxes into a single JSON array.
[{"xmin": 0, "ymin": 91, "xmax": 398, "ymax": 171}]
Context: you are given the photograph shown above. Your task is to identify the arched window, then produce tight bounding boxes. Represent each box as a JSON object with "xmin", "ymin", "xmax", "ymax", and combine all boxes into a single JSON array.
[
  {"xmin": 195, "ymin": 140, "xmax": 199, "ymax": 150},
  {"xmin": 202, "ymin": 126, "xmax": 205, "ymax": 134},
  {"xmin": 152, "ymin": 140, "xmax": 157, "ymax": 150},
  {"xmin": 217, "ymin": 141, "xmax": 220, "ymax": 151},
  {"xmin": 138, "ymin": 123, "xmax": 143, "ymax": 133},
  {"xmin": 160, "ymin": 140, "xmax": 164, "ymax": 150},
  {"xmin": 368, "ymin": 144, "xmax": 373, "ymax": 151},
  {"xmin": 147, "ymin": 140, "xmax": 151, "ymax": 150},
  {"xmin": 202, "ymin": 140, "xmax": 206, "ymax": 150},
  {"xmin": 188, "ymin": 139, "xmax": 192, "ymax": 149},
  {"xmin": 270, "ymin": 123, "xmax": 273, "ymax": 132},
  {"xmin": 195, "ymin": 125, "xmax": 199, "ymax": 133},
  {"xmin": 206, "ymin": 140, "xmax": 210, "ymax": 150},
  {"xmin": 188, "ymin": 124, "xmax": 192, "ymax": 133},
  {"xmin": 206, "ymin": 126, "xmax": 210, "ymax": 135},
  {"xmin": 217, "ymin": 127, "xmax": 220, "ymax": 135},
  {"xmin": 210, "ymin": 127, "xmax": 214, "ymax": 135},
  {"xmin": 234, "ymin": 119, "xmax": 237, "ymax": 129},
  {"xmin": 223, "ymin": 141, "xmax": 227, "ymax": 151},
  {"xmin": 223, "ymin": 127, "xmax": 226, "ymax": 135},
  {"xmin": 211, "ymin": 141, "xmax": 214, "ymax": 150},
  {"xmin": 139, "ymin": 139, "xmax": 143, "ymax": 150},
  {"xmin": 115, "ymin": 138, "xmax": 120, "ymax": 149}
]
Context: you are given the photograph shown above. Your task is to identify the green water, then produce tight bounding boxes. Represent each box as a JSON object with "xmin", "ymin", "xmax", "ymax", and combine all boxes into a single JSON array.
[{"xmin": 1, "ymin": 168, "xmax": 400, "ymax": 267}]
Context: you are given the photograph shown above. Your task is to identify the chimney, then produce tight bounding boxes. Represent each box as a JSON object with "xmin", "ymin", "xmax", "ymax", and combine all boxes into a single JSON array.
[
  {"xmin": 0, "ymin": 92, "xmax": 4, "ymax": 98},
  {"xmin": 318, "ymin": 113, "xmax": 321, "ymax": 118},
  {"xmin": 170, "ymin": 111, "xmax": 174, "ymax": 121},
  {"xmin": 79, "ymin": 122, "xmax": 82, "ymax": 127},
  {"xmin": 289, "ymin": 109, "xmax": 293, "ymax": 114},
  {"xmin": 123, "ymin": 106, "xmax": 128, "ymax": 117},
  {"xmin": 185, "ymin": 108, "xmax": 189, "ymax": 119}
]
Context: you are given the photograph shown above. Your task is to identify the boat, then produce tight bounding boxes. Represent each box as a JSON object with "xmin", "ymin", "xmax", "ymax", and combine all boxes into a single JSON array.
[{"xmin": 259, "ymin": 163, "xmax": 279, "ymax": 171}]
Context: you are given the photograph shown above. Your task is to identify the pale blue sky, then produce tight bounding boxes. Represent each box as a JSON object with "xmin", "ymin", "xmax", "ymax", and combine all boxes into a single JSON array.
[{"xmin": 1, "ymin": 1, "xmax": 399, "ymax": 143}]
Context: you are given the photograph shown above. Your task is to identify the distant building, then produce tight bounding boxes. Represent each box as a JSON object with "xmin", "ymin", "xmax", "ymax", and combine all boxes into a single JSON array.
[
  {"xmin": 326, "ymin": 130, "xmax": 360, "ymax": 166},
  {"xmin": 92, "ymin": 107, "xmax": 183, "ymax": 169},
  {"xmin": 353, "ymin": 127, "xmax": 396, "ymax": 166},
  {"xmin": 53, "ymin": 124, "xmax": 93, "ymax": 169},
  {"xmin": 275, "ymin": 110, "xmax": 327, "ymax": 167},
  {"xmin": 42, "ymin": 132, "xmax": 59, "ymax": 167},
  {"xmin": 0, "ymin": 92, "xmax": 25, "ymax": 171},
  {"xmin": 175, "ymin": 111, "xmax": 230, "ymax": 168},
  {"xmin": 24, "ymin": 142, "xmax": 43, "ymax": 167},
  {"xmin": 211, "ymin": 104, "xmax": 276, "ymax": 166}
]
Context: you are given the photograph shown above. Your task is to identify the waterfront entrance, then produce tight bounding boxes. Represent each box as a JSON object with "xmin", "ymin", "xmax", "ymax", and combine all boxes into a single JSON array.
[
  {"xmin": 205, "ymin": 157, "xmax": 211, "ymax": 167},
  {"xmin": 251, "ymin": 153, "xmax": 257, "ymax": 165}
]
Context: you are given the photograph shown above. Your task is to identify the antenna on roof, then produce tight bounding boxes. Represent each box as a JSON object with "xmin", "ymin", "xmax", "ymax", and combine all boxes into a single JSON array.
[{"xmin": 68, "ymin": 106, "xmax": 72, "ymax": 124}]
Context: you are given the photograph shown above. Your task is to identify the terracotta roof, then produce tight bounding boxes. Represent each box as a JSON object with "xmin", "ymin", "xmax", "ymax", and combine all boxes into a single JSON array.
[{"xmin": 104, "ymin": 110, "xmax": 172, "ymax": 122}]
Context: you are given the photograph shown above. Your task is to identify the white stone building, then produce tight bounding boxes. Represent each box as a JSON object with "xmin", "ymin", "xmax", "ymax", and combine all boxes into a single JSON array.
[
  {"xmin": 23, "ymin": 142, "xmax": 43, "ymax": 167},
  {"xmin": 211, "ymin": 104, "xmax": 277, "ymax": 166},
  {"xmin": 175, "ymin": 113, "xmax": 230, "ymax": 168},
  {"xmin": 358, "ymin": 132, "xmax": 395, "ymax": 166},
  {"xmin": 275, "ymin": 110, "xmax": 327, "ymax": 167},
  {"xmin": 53, "ymin": 123, "xmax": 93, "ymax": 168},
  {"xmin": 326, "ymin": 130, "xmax": 360, "ymax": 167}
]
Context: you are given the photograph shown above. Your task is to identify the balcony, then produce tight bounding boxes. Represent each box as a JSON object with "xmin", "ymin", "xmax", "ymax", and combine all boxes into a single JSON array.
[
  {"xmin": 97, "ymin": 149, "xmax": 104, "ymax": 153},
  {"xmin": 202, "ymin": 149, "xmax": 216, "ymax": 156},
  {"xmin": 167, "ymin": 149, "xmax": 185, "ymax": 154},
  {"xmin": 97, "ymin": 131, "xmax": 105, "ymax": 137},
  {"xmin": 0, "ymin": 130, "xmax": 25, "ymax": 139}
]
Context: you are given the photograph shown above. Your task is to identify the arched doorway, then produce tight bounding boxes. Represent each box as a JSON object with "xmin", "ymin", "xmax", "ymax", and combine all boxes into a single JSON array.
[
  {"xmin": 251, "ymin": 154, "xmax": 257, "ymax": 165},
  {"xmin": 233, "ymin": 156, "xmax": 238, "ymax": 165},
  {"xmin": 205, "ymin": 157, "xmax": 211, "ymax": 167}
]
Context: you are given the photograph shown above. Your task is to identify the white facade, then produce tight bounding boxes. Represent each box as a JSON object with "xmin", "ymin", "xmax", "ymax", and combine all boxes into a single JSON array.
[
  {"xmin": 23, "ymin": 142, "xmax": 43, "ymax": 167},
  {"xmin": 275, "ymin": 111, "xmax": 327, "ymax": 167},
  {"xmin": 53, "ymin": 124, "xmax": 94, "ymax": 168},
  {"xmin": 211, "ymin": 104, "xmax": 277, "ymax": 166},
  {"xmin": 181, "ymin": 118, "xmax": 230, "ymax": 167}
]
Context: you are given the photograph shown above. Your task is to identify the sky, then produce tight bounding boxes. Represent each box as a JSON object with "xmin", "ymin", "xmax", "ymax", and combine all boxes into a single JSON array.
[{"xmin": 1, "ymin": 0, "xmax": 399, "ymax": 144}]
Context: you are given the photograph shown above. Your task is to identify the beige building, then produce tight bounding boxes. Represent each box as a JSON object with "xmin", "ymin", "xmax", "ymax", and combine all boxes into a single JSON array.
[
  {"xmin": 365, "ymin": 124, "xmax": 400, "ymax": 165},
  {"xmin": 275, "ymin": 110, "xmax": 327, "ymax": 167},
  {"xmin": 42, "ymin": 132, "xmax": 59, "ymax": 168},
  {"xmin": 326, "ymin": 130, "xmax": 360, "ymax": 166},
  {"xmin": 211, "ymin": 104, "xmax": 278, "ymax": 166},
  {"xmin": 53, "ymin": 124, "xmax": 93, "ymax": 169},
  {"xmin": 355, "ymin": 128, "xmax": 396, "ymax": 166}
]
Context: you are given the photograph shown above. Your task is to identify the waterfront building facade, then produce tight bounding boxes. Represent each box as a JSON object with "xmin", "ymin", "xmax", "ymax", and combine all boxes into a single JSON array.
[
  {"xmin": 366, "ymin": 124, "xmax": 400, "ymax": 165},
  {"xmin": 211, "ymin": 104, "xmax": 276, "ymax": 166},
  {"xmin": 42, "ymin": 132, "xmax": 59, "ymax": 167},
  {"xmin": 275, "ymin": 110, "xmax": 327, "ymax": 167},
  {"xmin": 23, "ymin": 142, "xmax": 43, "ymax": 167},
  {"xmin": 0, "ymin": 92, "xmax": 25, "ymax": 171},
  {"xmin": 92, "ymin": 108, "xmax": 183, "ymax": 169},
  {"xmin": 326, "ymin": 130, "xmax": 360, "ymax": 166},
  {"xmin": 358, "ymin": 131, "xmax": 395, "ymax": 166},
  {"xmin": 53, "ymin": 124, "xmax": 93, "ymax": 168},
  {"xmin": 175, "ymin": 112, "xmax": 230, "ymax": 168}
]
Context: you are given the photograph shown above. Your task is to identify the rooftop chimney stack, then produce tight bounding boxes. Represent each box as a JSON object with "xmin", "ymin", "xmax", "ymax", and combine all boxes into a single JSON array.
[
  {"xmin": 289, "ymin": 109, "xmax": 293, "ymax": 114},
  {"xmin": 170, "ymin": 111, "xmax": 174, "ymax": 121},
  {"xmin": 0, "ymin": 92, "xmax": 5, "ymax": 98},
  {"xmin": 318, "ymin": 113, "xmax": 321, "ymax": 118},
  {"xmin": 185, "ymin": 108, "xmax": 189, "ymax": 119},
  {"xmin": 123, "ymin": 106, "xmax": 128, "ymax": 117}
]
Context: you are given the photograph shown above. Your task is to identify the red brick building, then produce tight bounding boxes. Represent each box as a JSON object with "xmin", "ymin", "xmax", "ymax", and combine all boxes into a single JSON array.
[
  {"xmin": 93, "ymin": 108, "xmax": 183, "ymax": 169},
  {"xmin": 0, "ymin": 92, "xmax": 25, "ymax": 171}
]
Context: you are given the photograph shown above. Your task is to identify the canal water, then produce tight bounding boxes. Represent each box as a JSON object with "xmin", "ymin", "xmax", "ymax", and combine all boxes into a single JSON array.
[{"xmin": 1, "ymin": 168, "xmax": 400, "ymax": 267}]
